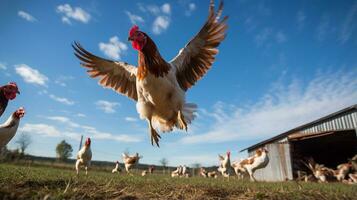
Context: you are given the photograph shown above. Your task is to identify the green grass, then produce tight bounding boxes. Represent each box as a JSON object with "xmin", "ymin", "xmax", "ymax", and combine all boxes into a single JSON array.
[{"xmin": 0, "ymin": 163, "xmax": 356, "ymax": 200}]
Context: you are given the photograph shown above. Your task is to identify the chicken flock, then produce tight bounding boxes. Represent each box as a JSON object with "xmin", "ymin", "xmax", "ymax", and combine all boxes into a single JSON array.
[{"xmin": 1, "ymin": 0, "xmax": 356, "ymax": 187}]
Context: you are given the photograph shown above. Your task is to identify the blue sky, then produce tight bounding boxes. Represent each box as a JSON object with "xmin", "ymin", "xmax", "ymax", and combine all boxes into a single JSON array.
[{"xmin": 1, "ymin": 0, "xmax": 357, "ymax": 167}]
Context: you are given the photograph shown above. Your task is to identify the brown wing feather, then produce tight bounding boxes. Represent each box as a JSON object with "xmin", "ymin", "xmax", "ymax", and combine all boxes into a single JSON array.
[
  {"xmin": 170, "ymin": 0, "xmax": 228, "ymax": 91},
  {"xmin": 72, "ymin": 42, "xmax": 138, "ymax": 101}
]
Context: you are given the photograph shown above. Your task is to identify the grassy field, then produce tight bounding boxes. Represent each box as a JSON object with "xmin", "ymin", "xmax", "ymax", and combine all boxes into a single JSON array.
[{"xmin": 0, "ymin": 163, "xmax": 356, "ymax": 200}]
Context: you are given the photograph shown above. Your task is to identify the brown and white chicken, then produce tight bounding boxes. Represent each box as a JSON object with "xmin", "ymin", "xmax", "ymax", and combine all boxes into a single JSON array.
[
  {"xmin": 303, "ymin": 157, "xmax": 335, "ymax": 183},
  {"xmin": 75, "ymin": 137, "xmax": 92, "ymax": 175},
  {"xmin": 122, "ymin": 152, "xmax": 142, "ymax": 173},
  {"xmin": 334, "ymin": 162, "xmax": 352, "ymax": 182},
  {"xmin": 237, "ymin": 148, "xmax": 269, "ymax": 182},
  {"xmin": 0, "ymin": 107, "xmax": 25, "ymax": 148},
  {"xmin": 73, "ymin": 0, "xmax": 228, "ymax": 147},
  {"xmin": 218, "ymin": 151, "xmax": 232, "ymax": 177}
]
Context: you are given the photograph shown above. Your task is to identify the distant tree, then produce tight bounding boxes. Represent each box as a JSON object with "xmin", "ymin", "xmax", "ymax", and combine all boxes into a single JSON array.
[
  {"xmin": 192, "ymin": 163, "xmax": 201, "ymax": 176},
  {"xmin": 15, "ymin": 132, "xmax": 31, "ymax": 155},
  {"xmin": 159, "ymin": 158, "xmax": 168, "ymax": 174},
  {"xmin": 56, "ymin": 140, "xmax": 73, "ymax": 161}
]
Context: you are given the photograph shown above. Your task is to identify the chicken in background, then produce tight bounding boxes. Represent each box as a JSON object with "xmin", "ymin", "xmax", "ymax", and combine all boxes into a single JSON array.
[
  {"xmin": 122, "ymin": 152, "xmax": 142, "ymax": 174},
  {"xmin": 112, "ymin": 161, "xmax": 121, "ymax": 173},
  {"xmin": 200, "ymin": 167, "xmax": 218, "ymax": 178},
  {"xmin": 171, "ymin": 165, "xmax": 182, "ymax": 177},
  {"xmin": 0, "ymin": 107, "xmax": 25, "ymax": 148},
  {"xmin": 218, "ymin": 151, "xmax": 232, "ymax": 177},
  {"xmin": 73, "ymin": 0, "xmax": 228, "ymax": 147},
  {"xmin": 148, "ymin": 165, "xmax": 154, "ymax": 174},
  {"xmin": 348, "ymin": 173, "xmax": 357, "ymax": 183},
  {"xmin": 182, "ymin": 165, "xmax": 191, "ymax": 178},
  {"xmin": 0, "ymin": 82, "xmax": 20, "ymax": 118},
  {"xmin": 200, "ymin": 167, "xmax": 208, "ymax": 178},
  {"xmin": 240, "ymin": 148, "xmax": 269, "ymax": 182},
  {"xmin": 302, "ymin": 157, "xmax": 335, "ymax": 183},
  {"xmin": 334, "ymin": 162, "xmax": 352, "ymax": 182},
  {"xmin": 75, "ymin": 138, "xmax": 92, "ymax": 175},
  {"xmin": 231, "ymin": 159, "xmax": 247, "ymax": 180},
  {"xmin": 142, "ymin": 166, "xmax": 155, "ymax": 176}
]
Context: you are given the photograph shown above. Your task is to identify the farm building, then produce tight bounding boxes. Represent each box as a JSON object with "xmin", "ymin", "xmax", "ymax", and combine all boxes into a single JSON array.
[{"xmin": 240, "ymin": 104, "xmax": 357, "ymax": 181}]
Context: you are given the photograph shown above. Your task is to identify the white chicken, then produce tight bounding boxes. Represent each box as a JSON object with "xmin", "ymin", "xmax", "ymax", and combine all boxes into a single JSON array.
[
  {"xmin": 73, "ymin": 0, "xmax": 228, "ymax": 147},
  {"xmin": 75, "ymin": 137, "xmax": 92, "ymax": 175},
  {"xmin": 122, "ymin": 152, "xmax": 142, "ymax": 173},
  {"xmin": 112, "ymin": 161, "xmax": 121, "ymax": 173},
  {"xmin": 218, "ymin": 151, "xmax": 232, "ymax": 177},
  {"xmin": 0, "ymin": 107, "xmax": 25, "ymax": 148}
]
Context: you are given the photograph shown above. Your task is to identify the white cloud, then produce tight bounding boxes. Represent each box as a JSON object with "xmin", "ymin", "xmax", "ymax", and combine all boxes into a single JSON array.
[
  {"xmin": 55, "ymin": 75, "xmax": 74, "ymax": 87},
  {"xmin": 137, "ymin": 3, "xmax": 171, "ymax": 35},
  {"xmin": 316, "ymin": 15, "xmax": 330, "ymax": 41},
  {"xmin": 18, "ymin": 10, "xmax": 37, "ymax": 22},
  {"xmin": 56, "ymin": 4, "xmax": 91, "ymax": 24},
  {"xmin": 161, "ymin": 3, "xmax": 171, "ymax": 15},
  {"xmin": 0, "ymin": 62, "xmax": 6, "ymax": 70},
  {"xmin": 76, "ymin": 113, "xmax": 86, "ymax": 117},
  {"xmin": 125, "ymin": 117, "xmax": 138, "ymax": 122},
  {"xmin": 19, "ymin": 123, "xmax": 61, "ymax": 137},
  {"xmin": 152, "ymin": 16, "xmax": 170, "ymax": 34},
  {"xmin": 99, "ymin": 36, "xmax": 128, "ymax": 60},
  {"xmin": 19, "ymin": 119, "xmax": 141, "ymax": 143},
  {"xmin": 14, "ymin": 64, "xmax": 49, "ymax": 86},
  {"xmin": 180, "ymin": 70, "xmax": 357, "ymax": 145},
  {"xmin": 339, "ymin": 1, "xmax": 357, "ymax": 44},
  {"xmin": 185, "ymin": 3, "xmax": 196, "ymax": 16},
  {"xmin": 125, "ymin": 11, "xmax": 144, "ymax": 25},
  {"xmin": 255, "ymin": 27, "xmax": 272, "ymax": 46},
  {"xmin": 96, "ymin": 100, "xmax": 119, "ymax": 113},
  {"xmin": 49, "ymin": 94, "xmax": 75, "ymax": 105},
  {"xmin": 275, "ymin": 31, "xmax": 287, "ymax": 43},
  {"xmin": 47, "ymin": 116, "xmax": 80, "ymax": 128},
  {"xmin": 84, "ymin": 127, "xmax": 141, "ymax": 142},
  {"xmin": 147, "ymin": 5, "xmax": 161, "ymax": 15},
  {"xmin": 296, "ymin": 10, "xmax": 306, "ymax": 30}
]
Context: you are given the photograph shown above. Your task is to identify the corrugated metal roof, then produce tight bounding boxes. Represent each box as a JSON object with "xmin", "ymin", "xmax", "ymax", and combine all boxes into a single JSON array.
[{"xmin": 240, "ymin": 104, "xmax": 357, "ymax": 152}]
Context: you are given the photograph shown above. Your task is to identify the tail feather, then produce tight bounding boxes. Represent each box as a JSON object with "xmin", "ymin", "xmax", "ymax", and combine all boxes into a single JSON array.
[
  {"xmin": 152, "ymin": 103, "xmax": 198, "ymax": 132},
  {"xmin": 181, "ymin": 103, "xmax": 197, "ymax": 124}
]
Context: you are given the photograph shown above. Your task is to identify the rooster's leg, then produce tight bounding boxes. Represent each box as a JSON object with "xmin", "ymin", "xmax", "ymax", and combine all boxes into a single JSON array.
[
  {"xmin": 85, "ymin": 166, "xmax": 88, "ymax": 175},
  {"xmin": 147, "ymin": 118, "xmax": 161, "ymax": 147},
  {"xmin": 177, "ymin": 110, "xmax": 187, "ymax": 131}
]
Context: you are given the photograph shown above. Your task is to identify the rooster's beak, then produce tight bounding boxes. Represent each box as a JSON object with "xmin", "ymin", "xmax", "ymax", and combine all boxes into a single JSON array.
[
  {"xmin": 128, "ymin": 37, "xmax": 132, "ymax": 41},
  {"xmin": 17, "ymin": 91, "xmax": 20, "ymax": 94}
]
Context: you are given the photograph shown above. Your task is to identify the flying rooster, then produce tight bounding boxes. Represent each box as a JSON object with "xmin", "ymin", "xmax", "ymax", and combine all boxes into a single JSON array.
[
  {"xmin": 0, "ymin": 82, "xmax": 20, "ymax": 118},
  {"xmin": 73, "ymin": 0, "xmax": 228, "ymax": 146}
]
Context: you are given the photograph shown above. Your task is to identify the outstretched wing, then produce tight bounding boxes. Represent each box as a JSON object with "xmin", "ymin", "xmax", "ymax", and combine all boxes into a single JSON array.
[
  {"xmin": 170, "ymin": 0, "xmax": 228, "ymax": 91},
  {"xmin": 73, "ymin": 42, "xmax": 138, "ymax": 101}
]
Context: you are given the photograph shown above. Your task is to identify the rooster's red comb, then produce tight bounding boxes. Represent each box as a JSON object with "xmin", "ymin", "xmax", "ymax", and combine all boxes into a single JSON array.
[
  {"xmin": 8, "ymin": 82, "xmax": 18, "ymax": 87},
  {"xmin": 129, "ymin": 25, "xmax": 139, "ymax": 36}
]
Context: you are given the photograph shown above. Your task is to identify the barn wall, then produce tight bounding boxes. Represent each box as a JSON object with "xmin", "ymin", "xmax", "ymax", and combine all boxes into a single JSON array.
[{"xmin": 248, "ymin": 142, "xmax": 293, "ymax": 181}]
